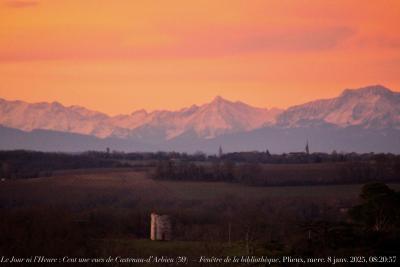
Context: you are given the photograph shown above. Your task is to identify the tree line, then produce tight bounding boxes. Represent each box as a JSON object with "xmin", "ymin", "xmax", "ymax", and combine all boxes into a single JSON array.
[
  {"xmin": 0, "ymin": 150, "xmax": 129, "ymax": 179},
  {"xmin": 1, "ymin": 149, "xmax": 400, "ymax": 181},
  {"xmin": 152, "ymin": 159, "xmax": 400, "ymax": 186}
]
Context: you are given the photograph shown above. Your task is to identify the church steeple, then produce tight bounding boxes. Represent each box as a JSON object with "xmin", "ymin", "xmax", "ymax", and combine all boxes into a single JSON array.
[
  {"xmin": 305, "ymin": 140, "xmax": 310, "ymax": 155},
  {"xmin": 218, "ymin": 145, "xmax": 223, "ymax": 158}
]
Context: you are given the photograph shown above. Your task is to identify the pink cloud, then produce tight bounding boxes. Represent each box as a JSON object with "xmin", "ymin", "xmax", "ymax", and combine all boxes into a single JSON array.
[
  {"xmin": 0, "ymin": 25, "xmax": 356, "ymax": 61},
  {"xmin": 355, "ymin": 35, "xmax": 400, "ymax": 49},
  {"xmin": 5, "ymin": 0, "xmax": 38, "ymax": 8},
  {"xmin": 163, "ymin": 26, "xmax": 356, "ymax": 56}
]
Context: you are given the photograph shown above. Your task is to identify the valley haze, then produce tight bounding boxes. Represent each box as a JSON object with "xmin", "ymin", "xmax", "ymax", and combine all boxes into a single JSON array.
[{"xmin": 1, "ymin": 85, "xmax": 400, "ymax": 153}]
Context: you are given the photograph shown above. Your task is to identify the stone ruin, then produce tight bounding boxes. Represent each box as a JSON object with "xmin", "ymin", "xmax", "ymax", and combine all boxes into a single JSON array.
[{"xmin": 150, "ymin": 213, "xmax": 172, "ymax": 241}]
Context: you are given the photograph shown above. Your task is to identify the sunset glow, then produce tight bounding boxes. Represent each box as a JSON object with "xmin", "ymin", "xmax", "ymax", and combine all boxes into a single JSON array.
[{"xmin": 1, "ymin": 0, "xmax": 400, "ymax": 115}]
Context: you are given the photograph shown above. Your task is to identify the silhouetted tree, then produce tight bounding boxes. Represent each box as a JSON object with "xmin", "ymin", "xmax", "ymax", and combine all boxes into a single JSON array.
[{"xmin": 349, "ymin": 182, "xmax": 400, "ymax": 232}]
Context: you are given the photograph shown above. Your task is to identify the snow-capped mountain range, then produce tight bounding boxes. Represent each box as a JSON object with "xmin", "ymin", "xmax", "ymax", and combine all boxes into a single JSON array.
[
  {"xmin": 1, "ymin": 85, "xmax": 400, "ymax": 153},
  {"xmin": 0, "ymin": 95, "xmax": 281, "ymax": 140},
  {"xmin": 277, "ymin": 85, "xmax": 400, "ymax": 129}
]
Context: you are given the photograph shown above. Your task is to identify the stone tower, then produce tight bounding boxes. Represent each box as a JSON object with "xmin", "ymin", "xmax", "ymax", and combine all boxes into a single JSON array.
[{"xmin": 150, "ymin": 213, "xmax": 172, "ymax": 241}]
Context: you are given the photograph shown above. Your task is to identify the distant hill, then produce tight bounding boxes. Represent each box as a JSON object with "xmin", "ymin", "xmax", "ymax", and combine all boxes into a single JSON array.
[{"xmin": 0, "ymin": 126, "xmax": 152, "ymax": 152}]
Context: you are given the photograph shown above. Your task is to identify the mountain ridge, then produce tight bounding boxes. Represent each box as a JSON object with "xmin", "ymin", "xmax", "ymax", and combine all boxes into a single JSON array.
[
  {"xmin": 1, "ymin": 85, "xmax": 400, "ymax": 152},
  {"xmin": 276, "ymin": 85, "xmax": 400, "ymax": 129},
  {"xmin": 0, "ymin": 95, "xmax": 282, "ymax": 140}
]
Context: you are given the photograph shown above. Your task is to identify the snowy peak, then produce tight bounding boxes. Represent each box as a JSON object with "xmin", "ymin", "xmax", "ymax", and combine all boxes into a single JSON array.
[
  {"xmin": 122, "ymin": 96, "xmax": 281, "ymax": 140},
  {"xmin": 340, "ymin": 85, "xmax": 393, "ymax": 97},
  {"xmin": 186, "ymin": 96, "xmax": 280, "ymax": 139},
  {"xmin": 0, "ymin": 99, "xmax": 109, "ymax": 135},
  {"xmin": 277, "ymin": 85, "xmax": 400, "ymax": 128},
  {"xmin": 211, "ymin": 95, "xmax": 225, "ymax": 102},
  {"xmin": 209, "ymin": 95, "xmax": 248, "ymax": 107}
]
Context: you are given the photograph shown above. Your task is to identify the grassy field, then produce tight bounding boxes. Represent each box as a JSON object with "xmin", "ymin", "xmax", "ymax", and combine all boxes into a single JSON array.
[
  {"xmin": 1, "ymin": 169, "xmax": 399, "ymax": 206},
  {"xmin": 158, "ymin": 180, "xmax": 385, "ymax": 200},
  {"xmin": 1, "ymin": 168, "xmax": 399, "ymax": 264}
]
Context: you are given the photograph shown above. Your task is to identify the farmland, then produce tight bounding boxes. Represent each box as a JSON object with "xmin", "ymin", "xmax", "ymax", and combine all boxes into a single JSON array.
[
  {"xmin": 2, "ymin": 168, "xmax": 398, "ymax": 206},
  {"xmin": 1, "ymin": 165, "xmax": 399, "ymax": 266}
]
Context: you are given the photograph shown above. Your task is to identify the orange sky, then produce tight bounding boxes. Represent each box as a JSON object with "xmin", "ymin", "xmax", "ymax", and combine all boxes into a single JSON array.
[{"xmin": 0, "ymin": 0, "xmax": 400, "ymax": 115}]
